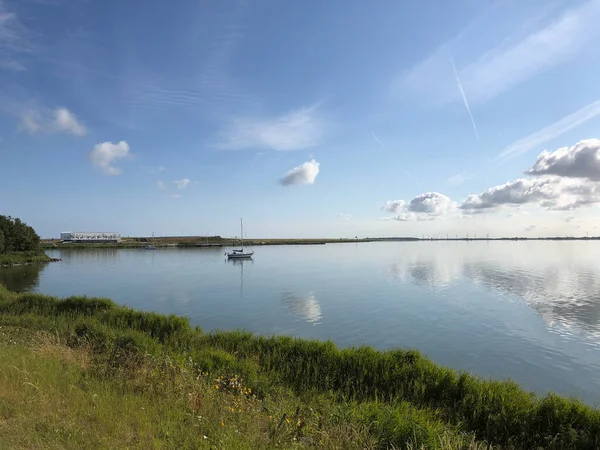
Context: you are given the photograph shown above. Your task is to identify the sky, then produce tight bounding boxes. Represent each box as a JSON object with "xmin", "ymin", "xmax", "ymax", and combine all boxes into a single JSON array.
[{"xmin": 1, "ymin": 0, "xmax": 600, "ymax": 239}]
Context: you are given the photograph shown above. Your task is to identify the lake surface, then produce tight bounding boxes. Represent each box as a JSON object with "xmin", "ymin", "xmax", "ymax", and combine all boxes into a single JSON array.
[{"xmin": 2, "ymin": 241, "xmax": 600, "ymax": 405}]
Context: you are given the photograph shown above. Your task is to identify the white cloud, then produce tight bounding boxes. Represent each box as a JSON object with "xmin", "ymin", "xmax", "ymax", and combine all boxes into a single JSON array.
[
  {"xmin": 158, "ymin": 166, "xmax": 166, "ymax": 172},
  {"xmin": 89, "ymin": 141, "xmax": 130, "ymax": 175},
  {"xmin": 399, "ymin": 1, "xmax": 600, "ymax": 105},
  {"xmin": 173, "ymin": 178, "xmax": 191, "ymax": 189},
  {"xmin": 338, "ymin": 213, "xmax": 352, "ymax": 221},
  {"xmin": 19, "ymin": 107, "xmax": 87, "ymax": 136},
  {"xmin": 382, "ymin": 200, "xmax": 406, "ymax": 213},
  {"xmin": 497, "ymin": 99, "xmax": 600, "ymax": 161},
  {"xmin": 542, "ymin": 182, "xmax": 600, "ymax": 211},
  {"xmin": 407, "ymin": 192, "xmax": 455, "ymax": 215},
  {"xmin": 460, "ymin": 177, "xmax": 600, "ymax": 213},
  {"xmin": 460, "ymin": 178, "xmax": 558, "ymax": 211},
  {"xmin": 280, "ymin": 159, "xmax": 320, "ymax": 186},
  {"xmin": 171, "ymin": 194, "xmax": 181, "ymax": 198},
  {"xmin": 383, "ymin": 192, "xmax": 456, "ymax": 221},
  {"xmin": 157, "ymin": 180, "xmax": 166, "ymax": 190},
  {"xmin": 526, "ymin": 139, "xmax": 600, "ymax": 181},
  {"xmin": 219, "ymin": 104, "xmax": 324, "ymax": 151},
  {"xmin": 53, "ymin": 108, "xmax": 87, "ymax": 136}
]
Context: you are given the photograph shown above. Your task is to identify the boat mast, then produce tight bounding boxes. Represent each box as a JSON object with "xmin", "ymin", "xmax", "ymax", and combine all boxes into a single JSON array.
[{"xmin": 240, "ymin": 218, "xmax": 244, "ymax": 251}]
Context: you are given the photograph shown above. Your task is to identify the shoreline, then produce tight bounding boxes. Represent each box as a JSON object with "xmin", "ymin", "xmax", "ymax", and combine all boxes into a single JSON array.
[
  {"xmin": 0, "ymin": 251, "xmax": 60, "ymax": 268},
  {"xmin": 0, "ymin": 284, "xmax": 598, "ymax": 448},
  {"xmin": 40, "ymin": 235, "xmax": 600, "ymax": 250}
]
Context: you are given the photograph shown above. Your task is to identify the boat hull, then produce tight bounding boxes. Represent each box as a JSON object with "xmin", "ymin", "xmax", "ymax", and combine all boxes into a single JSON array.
[{"xmin": 227, "ymin": 252, "xmax": 254, "ymax": 259}]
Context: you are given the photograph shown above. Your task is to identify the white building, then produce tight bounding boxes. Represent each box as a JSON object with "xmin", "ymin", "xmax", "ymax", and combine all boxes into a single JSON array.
[{"xmin": 60, "ymin": 232, "xmax": 121, "ymax": 243}]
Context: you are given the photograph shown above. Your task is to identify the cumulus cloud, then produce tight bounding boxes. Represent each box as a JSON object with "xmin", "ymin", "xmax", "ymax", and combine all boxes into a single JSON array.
[
  {"xmin": 382, "ymin": 200, "xmax": 406, "ymax": 213},
  {"xmin": 382, "ymin": 139, "xmax": 600, "ymax": 221},
  {"xmin": 280, "ymin": 159, "xmax": 320, "ymax": 186},
  {"xmin": 89, "ymin": 141, "xmax": 130, "ymax": 175},
  {"xmin": 407, "ymin": 192, "xmax": 455, "ymax": 215},
  {"xmin": 461, "ymin": 177, "xmax": 600, "ymax": 213},
  {"xmin": 173, "ymin": 178, "xmax": 191, "ymax": 189},
  {"xmin": 19, "ymin": 107, "xmax": 87, "ymax": 136},
  {"xmin": 219, "ymin": 104, "xmax": 324, "ymax": 151},
  {"xmin": 460, "ymin": 178, "xmax": 558, "ymax": 211},
  {"xmin": 383, "ymin": 192, "xmax": 456, "ymax": 221},
  {"xmin": 526, "ymin": 139, "xmax": 600, "ymax": 181},
  {"xmin": 542, "ymin": 182, "xmax": 600, "ymax": 211}
]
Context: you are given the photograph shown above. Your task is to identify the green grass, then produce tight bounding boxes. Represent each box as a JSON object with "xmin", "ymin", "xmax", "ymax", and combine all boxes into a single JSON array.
[
  {"xmin": 0, "ymin": 251, "xmax": 51, "ymax": 267},
  {"xmin": 0, "ymin": 284, "xmax": 598, "ymax": 449}
]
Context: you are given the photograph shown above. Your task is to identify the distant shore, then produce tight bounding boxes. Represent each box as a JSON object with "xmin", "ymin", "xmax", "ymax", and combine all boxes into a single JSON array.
[{"xmin": 40, "ymin": 235, "xmax": 600, "ymax": 249}]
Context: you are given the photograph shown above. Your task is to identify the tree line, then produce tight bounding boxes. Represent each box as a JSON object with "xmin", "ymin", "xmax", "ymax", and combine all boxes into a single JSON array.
[{"xmin": 0, "ymin": 215, "xmax": 41, "ymax": 253}]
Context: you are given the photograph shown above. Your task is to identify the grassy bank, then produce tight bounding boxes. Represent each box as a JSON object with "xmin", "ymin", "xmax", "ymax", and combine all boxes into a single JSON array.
[
  {"xmin": 0, "ymin": 251, "xmax": 52, "ymax": 267},
  {"xmin": 0, "ymin": 285, "xmax": 599, "ymax": 448}
]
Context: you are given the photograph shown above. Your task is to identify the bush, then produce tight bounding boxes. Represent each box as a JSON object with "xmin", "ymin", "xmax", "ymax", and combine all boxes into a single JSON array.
[{"xmin": 0, "ymin": 216, "xmax": 41, "ymax": 254}]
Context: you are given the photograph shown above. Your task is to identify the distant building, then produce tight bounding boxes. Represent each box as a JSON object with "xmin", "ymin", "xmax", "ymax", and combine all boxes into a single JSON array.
[{"xmin": 60, "ymin": 232, "xmax": 121, "ymax": 243}]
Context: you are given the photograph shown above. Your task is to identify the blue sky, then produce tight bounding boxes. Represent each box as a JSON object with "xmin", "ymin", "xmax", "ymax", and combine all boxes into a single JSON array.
[{"xmin": 2, "ymin": 0, "xmax": 600, "ymax": 238}]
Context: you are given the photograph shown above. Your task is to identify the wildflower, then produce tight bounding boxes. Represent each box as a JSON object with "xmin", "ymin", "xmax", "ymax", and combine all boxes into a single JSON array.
[
  {"xmin": 215, "ymin": 385, "xmax": 219, "ymax": 390},
  {"xmin": 221, "ymin": 420, "xmax": 225, "ymax": 427},
  {"xmin": 286, "ymin": 418, "xmax": 290, "ymax": 424}
]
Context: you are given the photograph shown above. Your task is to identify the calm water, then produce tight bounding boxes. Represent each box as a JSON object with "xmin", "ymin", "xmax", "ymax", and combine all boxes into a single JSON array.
[{"xmin": 2, "ymin": 241, "xmax": 600, "ymax": 404}]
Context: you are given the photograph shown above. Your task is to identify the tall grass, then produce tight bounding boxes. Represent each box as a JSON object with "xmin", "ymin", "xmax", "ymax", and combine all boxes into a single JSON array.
[{"xmin": 1, "ymin": 284, "xmax": 599, "ymax": 448}]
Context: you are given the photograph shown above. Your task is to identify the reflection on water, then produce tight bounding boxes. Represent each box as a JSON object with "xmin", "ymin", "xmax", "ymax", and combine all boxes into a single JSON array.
[
  {"xmin": 389, "ymin": 243, "xmax": 600, "ymax": 343},
  {"xmin": 389, "ymin": 248, "xmax": 462, "ymax": 288},
  {"xmin": 227, "ymin": 258, "xmax": 252, "ymax": 298},
  {"xmin": 281, "ymin": 291, "xmax": 322, "ymax": 324},
  {"xmin": 0, "ymin": 263, "xmax": 48, "ymax": 292},
  {"xmin": 58, "ymin": 248, "xmax": 120, "ymax": 263},
  {"xmin": 464, "ymin": 262, "xmax": 600, "ymax": 341}
]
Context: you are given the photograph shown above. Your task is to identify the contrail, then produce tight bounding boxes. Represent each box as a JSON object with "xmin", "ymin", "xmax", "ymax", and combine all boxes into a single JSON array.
[
  {"xmin": 449, "ymin": 54, "xmax": 480, "ymax": 141},
  {"xmin": 370, "ymin": 132, "xmax": 422, "ymax": 188},
  {"xmin": 371, "ymin": 131, "xmax": 387, "ymax": 150}
]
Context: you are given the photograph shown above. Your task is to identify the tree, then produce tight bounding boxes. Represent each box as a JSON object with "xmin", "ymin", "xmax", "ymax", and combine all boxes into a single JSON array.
[{"xmin": 0, "ymin": 215, "xmax": 41, "ymax": 253}]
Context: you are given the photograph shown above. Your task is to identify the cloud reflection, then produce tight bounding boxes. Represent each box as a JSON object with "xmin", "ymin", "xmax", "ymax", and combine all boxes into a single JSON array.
[
  {"xmin": 281, "ymin": 291, "xmax": 322, "ymax": 324},
  {"xmin": 463, "ymin": 262, "xmax": 600, "ymax": 340},
  {"xmin": 388, "ymin": 243, "xmax": 600, "ymax": 342}
]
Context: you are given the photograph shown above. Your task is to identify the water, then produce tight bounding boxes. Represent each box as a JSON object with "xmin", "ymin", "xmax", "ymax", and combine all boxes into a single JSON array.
[{"xmin": 2, "ymin": 241, "xmax": 600, "ymax": 404}]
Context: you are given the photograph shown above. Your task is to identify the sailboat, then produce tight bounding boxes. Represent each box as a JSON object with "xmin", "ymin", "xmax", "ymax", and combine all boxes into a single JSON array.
[{"xmin": 226, "ymin": 219, "xmax": 254, "ymax": 259}]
